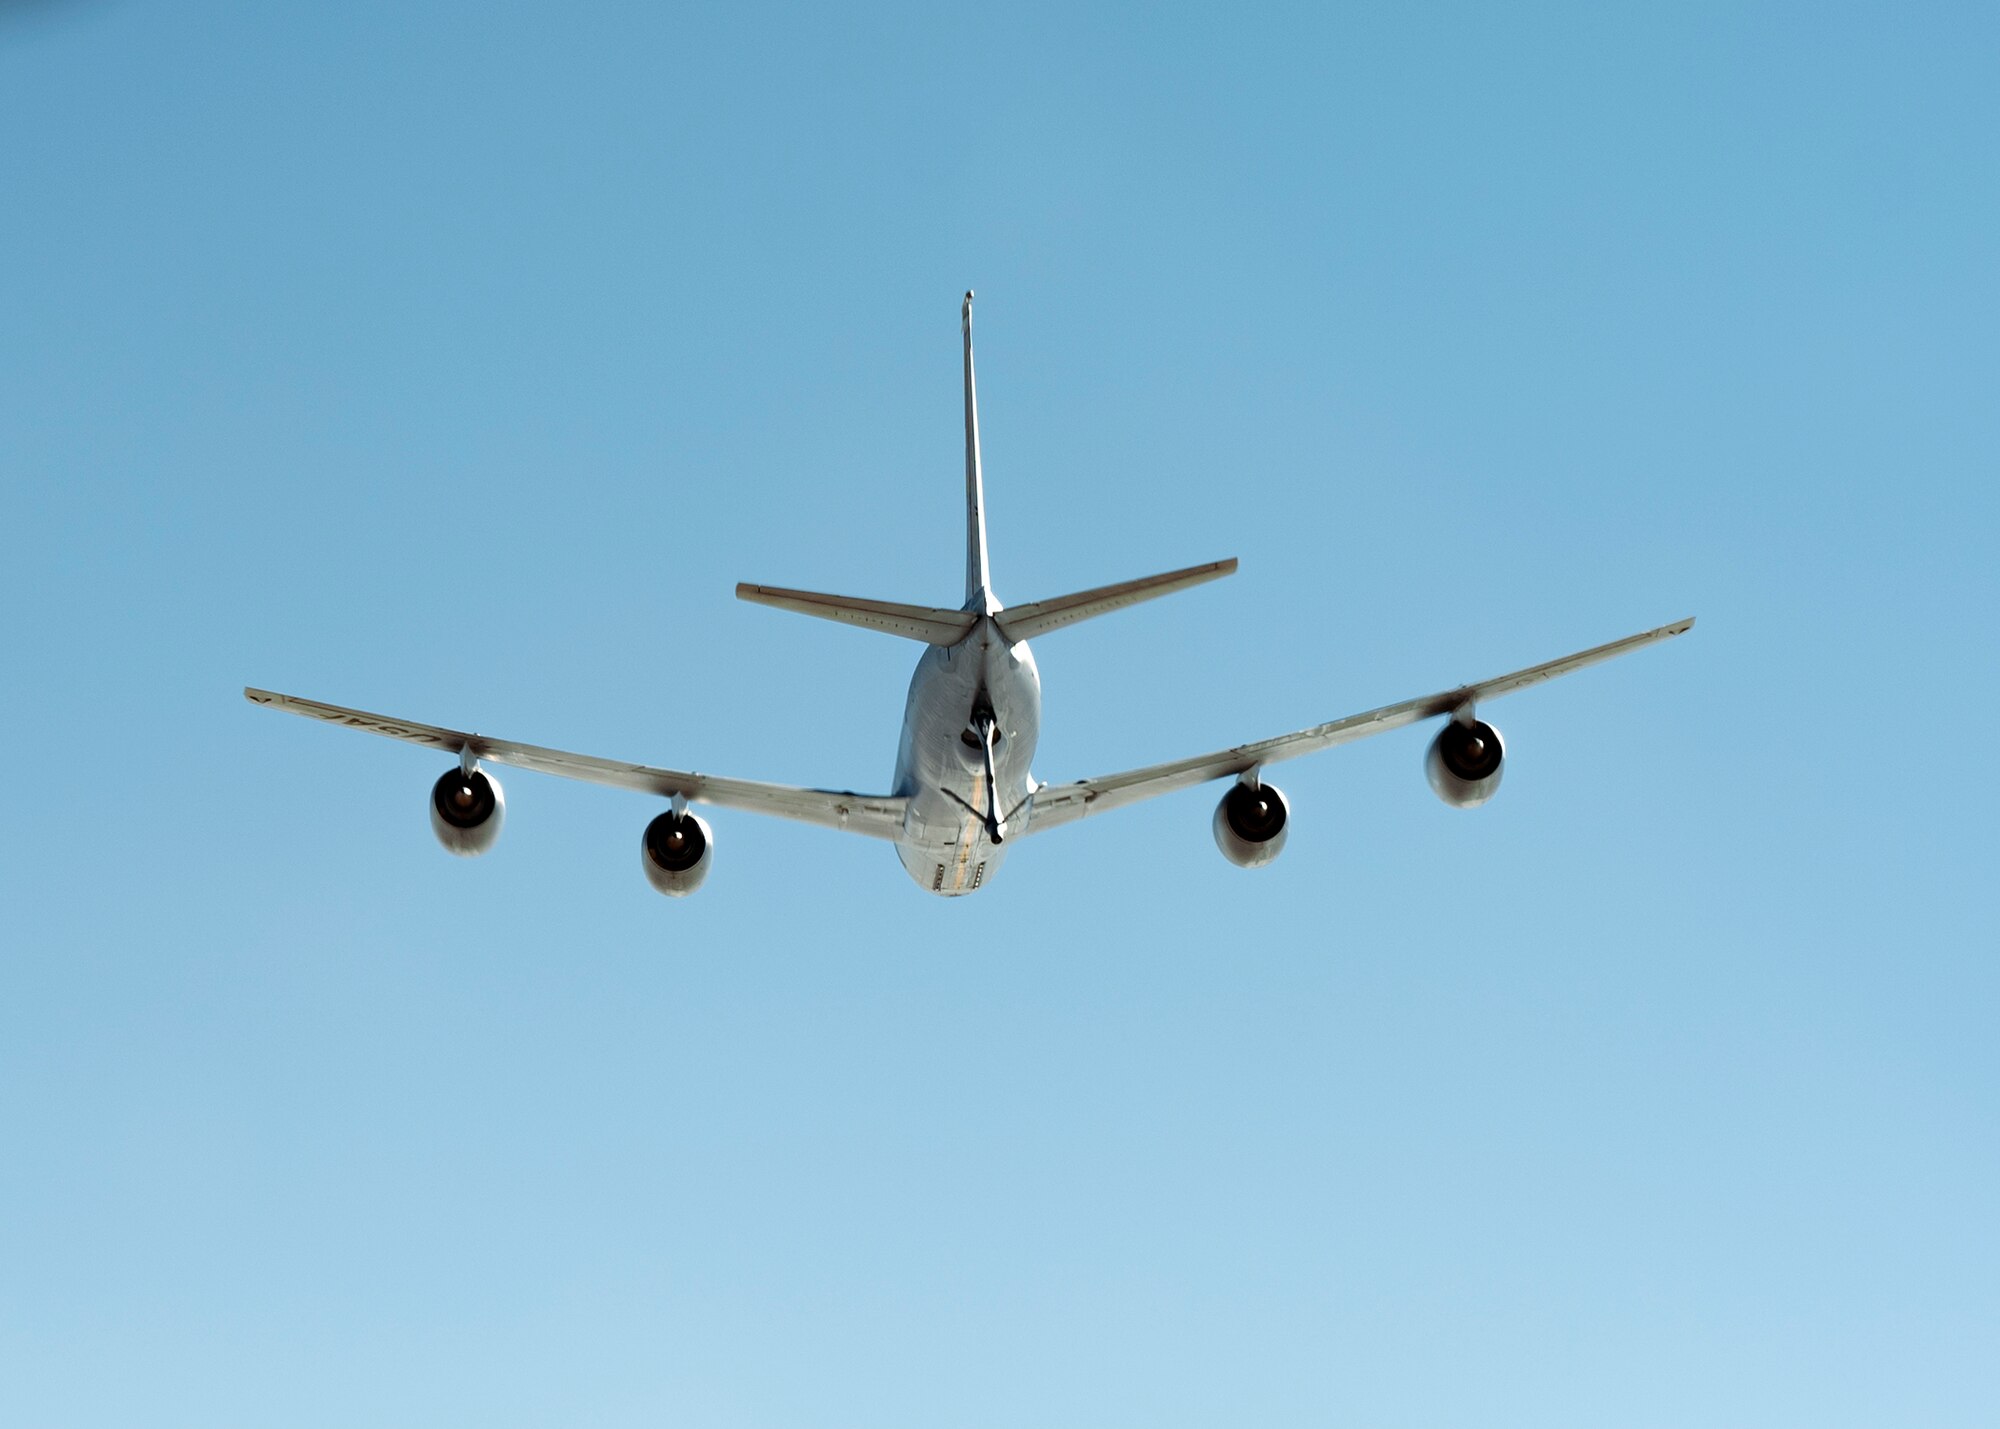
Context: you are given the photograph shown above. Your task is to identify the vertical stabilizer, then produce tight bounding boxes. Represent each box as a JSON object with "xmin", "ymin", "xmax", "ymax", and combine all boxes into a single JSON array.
[{"xmin": 961, "ymin": 290, "xmax": 993, "ymax": 610}]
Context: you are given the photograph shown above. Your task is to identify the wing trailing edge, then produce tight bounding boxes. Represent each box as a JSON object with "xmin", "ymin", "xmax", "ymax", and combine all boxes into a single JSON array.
[
  {"xmin": 242, "ymin": 687, "xmax": 909, "ymax": 839},
  {"xmin": 1021, "ymin": 616, "xmax": 1696, "ymax": 834}
]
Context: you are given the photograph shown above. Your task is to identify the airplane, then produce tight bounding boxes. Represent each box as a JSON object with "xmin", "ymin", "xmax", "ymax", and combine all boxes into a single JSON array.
[{"xmin": 246, "ymin": 291, "xmax": 1694, "ymax": 899}]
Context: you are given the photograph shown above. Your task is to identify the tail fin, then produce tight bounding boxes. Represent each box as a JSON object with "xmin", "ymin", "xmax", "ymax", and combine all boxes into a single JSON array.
[
  {"xmin": 962, "ymin": 290, "xmax": 993, "ymax": 611},
  {"xmin": 993, "ymin": 559, "xmax": 1238, "ymax": 643}
]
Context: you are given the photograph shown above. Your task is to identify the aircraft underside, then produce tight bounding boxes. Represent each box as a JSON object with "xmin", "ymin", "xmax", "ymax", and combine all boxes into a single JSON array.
[
  {"xmin": 891, "ymin": 620, "xmax": 1040, "ymax": 896},
  {"xmin": 243, "ymin": 291, "xmax": 1693, "ymax": 901}
]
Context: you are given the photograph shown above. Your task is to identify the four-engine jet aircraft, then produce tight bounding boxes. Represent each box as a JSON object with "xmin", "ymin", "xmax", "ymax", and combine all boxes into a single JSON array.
[{"xmin": 246, "ymin": 292, "xmax": 1693, "ymax": 898}]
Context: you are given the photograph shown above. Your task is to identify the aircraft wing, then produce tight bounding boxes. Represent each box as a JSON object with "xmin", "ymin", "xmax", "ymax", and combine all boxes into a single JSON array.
[
  {"xmin": 243, "ymin": 688, "xmax": 910, "ymax": 840},
  {"xmin": 1023, "ymin": 617, "xmax": 1694, "ymax": 833}
]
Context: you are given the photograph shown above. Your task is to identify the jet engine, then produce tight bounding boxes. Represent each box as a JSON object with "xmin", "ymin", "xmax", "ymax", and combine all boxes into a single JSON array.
[
  {"xmin": 1212, "ymin": 778, "xmax": 1289, "ymax": 868},
  {"xmin": 1425, "ymin": 717, "xmax": 1505, "ymax": 808},
  {"xmin": 642, "ymin": 808, "xmax": 714, "ymax": 896},
  {"xmin": 430, "ymin": 766, "xmax": 505, "ymax": 856}
]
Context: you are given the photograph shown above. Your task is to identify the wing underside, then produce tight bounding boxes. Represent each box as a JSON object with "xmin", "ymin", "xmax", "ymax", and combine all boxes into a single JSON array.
[
  {"xmin": 1024, "ymin": 617, "xmax": 1694, "ymax": 833},
  {"xmin": 243, "ymin": 689, "xmax": 909, "ymax": 840}
]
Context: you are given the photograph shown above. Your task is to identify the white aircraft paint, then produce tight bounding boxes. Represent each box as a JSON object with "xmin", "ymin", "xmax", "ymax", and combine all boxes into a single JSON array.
[{"xmin": 246, "ymin": 293, "xmax": 1693, "ymax": 898}]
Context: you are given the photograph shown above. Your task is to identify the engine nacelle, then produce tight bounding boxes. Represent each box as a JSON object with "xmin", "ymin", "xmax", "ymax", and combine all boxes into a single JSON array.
[
  {"xmin": 430, "ymin": 766, "xmax": 505, "ymax": 856},
  {"xmin": 641, "ymin": 809, "xmax": 713, "ymax": 897},
  {"xmin": 1426, "ymin": 717, "xmax": 1505, "ymax": 808},
  {"xmin": 1212, "ymin": 779, "xmax": 1289, "ymax": 868}
]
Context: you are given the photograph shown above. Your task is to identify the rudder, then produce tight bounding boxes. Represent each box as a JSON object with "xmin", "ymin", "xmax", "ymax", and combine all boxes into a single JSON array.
[{"xmin": 961, "ymin": 291, "xmax": 993, "ymax": 611}]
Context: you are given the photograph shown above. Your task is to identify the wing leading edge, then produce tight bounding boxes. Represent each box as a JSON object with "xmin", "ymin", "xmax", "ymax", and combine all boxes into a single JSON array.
[
  {"xmin": 243, "ymin": 689, "xmax": 909, "ymax": 840},
  {"xmin": 1023, "ymin": 617, "xmax": 1695, "ymax": 834}
]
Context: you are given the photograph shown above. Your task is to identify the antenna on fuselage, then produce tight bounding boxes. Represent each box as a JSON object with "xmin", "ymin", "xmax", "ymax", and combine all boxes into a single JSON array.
[{"xmin": 961, "ymin": 290, "xmax": 994, "ymax": 613}]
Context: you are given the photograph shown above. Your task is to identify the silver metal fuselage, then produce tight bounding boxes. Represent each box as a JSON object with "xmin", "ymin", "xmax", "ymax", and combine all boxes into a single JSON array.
[
  {"xmin": 241, "ymin": 294, "xmax": 1696, "ymax": 900},
  {"xmin": 891, "ymin": 613, "xmax": 1041, "ymax": 896}
]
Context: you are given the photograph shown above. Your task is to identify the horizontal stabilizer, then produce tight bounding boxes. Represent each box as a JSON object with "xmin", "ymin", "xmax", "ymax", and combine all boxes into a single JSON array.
[
  {"xmin": 994, "ymin": 558, "xmax": 1237, "ymax": 644},
  {"xmin": 736, "ymin": 583, "xmax": 978, "ymax": 645}
]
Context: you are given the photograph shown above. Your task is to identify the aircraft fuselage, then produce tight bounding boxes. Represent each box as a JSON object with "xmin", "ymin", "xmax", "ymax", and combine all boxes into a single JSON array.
[{"xmin": 892, "ymin": 616, "xmax": 1041, "ymax": 895}]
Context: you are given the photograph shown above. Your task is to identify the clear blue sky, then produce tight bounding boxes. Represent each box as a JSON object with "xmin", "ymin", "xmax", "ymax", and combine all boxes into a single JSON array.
[{"xmin": 2, "ymin": 2, "xmax": 1995, "ymax": 1425}]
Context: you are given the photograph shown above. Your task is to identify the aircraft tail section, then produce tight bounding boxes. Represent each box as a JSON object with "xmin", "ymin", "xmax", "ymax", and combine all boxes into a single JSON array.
[
  {"xmin": 739, "ymin": 297, "xmax": 1234, "ymax": 652},
  {"xmin": 994, "ymin": 559, "xmax": 1238, "ymax": 643},
  {"xmin": 736, "ymin": 583, "xmax": 977, "ymax": 646},
  {"xmin": 962, "ymin": 290, "xmax": 993, "ymax": 611}
]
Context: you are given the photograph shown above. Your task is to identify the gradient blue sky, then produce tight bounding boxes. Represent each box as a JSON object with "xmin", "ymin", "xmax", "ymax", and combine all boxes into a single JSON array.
[{"xmin": 3, "ymin": 2, "xmax": 1995, "ymax": 1425}]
